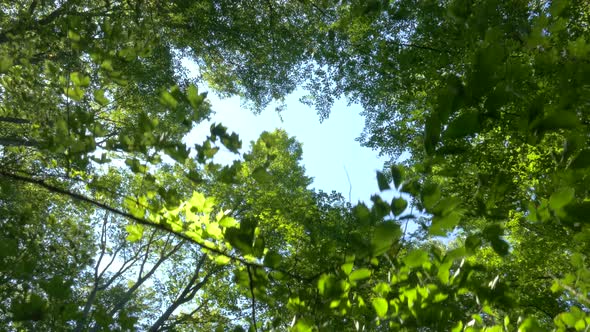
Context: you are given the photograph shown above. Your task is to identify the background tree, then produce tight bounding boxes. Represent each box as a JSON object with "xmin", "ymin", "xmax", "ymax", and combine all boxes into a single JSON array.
[{"xmin": 2, "ymin": 0, "xmax": 590, "ymax": 331}]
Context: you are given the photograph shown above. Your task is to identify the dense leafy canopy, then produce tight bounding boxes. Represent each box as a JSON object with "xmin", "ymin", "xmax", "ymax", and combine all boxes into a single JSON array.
[{"xmin": 1, "ymin": 0, "xmax": 589, "ymax": 331}]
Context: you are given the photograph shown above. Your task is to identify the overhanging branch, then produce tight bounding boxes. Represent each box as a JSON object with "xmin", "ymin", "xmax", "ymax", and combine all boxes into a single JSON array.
[{"xmin": 0, "ymin": 170, "xmax": 317, "ymax": 282}]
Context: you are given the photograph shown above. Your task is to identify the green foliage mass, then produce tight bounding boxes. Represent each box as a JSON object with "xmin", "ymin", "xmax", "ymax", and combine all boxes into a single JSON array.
[{"xmin": 1, "ymin": 0, "xmax": 589, "ymax": 331}]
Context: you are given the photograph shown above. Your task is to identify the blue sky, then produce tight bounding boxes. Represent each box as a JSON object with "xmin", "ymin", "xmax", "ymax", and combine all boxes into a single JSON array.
[{"xmin": 184, "ymin": 79, "xmax": 390, "ymax": 204}]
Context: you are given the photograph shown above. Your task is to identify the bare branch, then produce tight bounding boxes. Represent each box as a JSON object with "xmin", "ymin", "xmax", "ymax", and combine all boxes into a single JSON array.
[{"xmin": 148, "ymin": 255, "xmax": 213, "ymax": 332}]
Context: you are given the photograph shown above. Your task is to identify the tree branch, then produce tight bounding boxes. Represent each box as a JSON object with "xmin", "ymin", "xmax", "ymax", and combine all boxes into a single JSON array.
[
  {"xmin": 0, "ymin": 117, "xmax": 31, "ymax": 124},
  {"xmin": 247, "ymin": 265, "xmax": 258, "ymax": 332},
  {"xmin": 0, "ymin": 137, "xmax": 39, "ymax": 147},
  {"xmin": 0, "ymin": 171, "xmax": 320, "ymax": 282}
]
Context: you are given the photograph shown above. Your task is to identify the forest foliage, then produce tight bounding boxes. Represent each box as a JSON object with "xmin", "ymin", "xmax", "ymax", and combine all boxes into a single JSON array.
[{"xmin": 0, "ymin": 0, "xmax": 589, "ymax": 331}]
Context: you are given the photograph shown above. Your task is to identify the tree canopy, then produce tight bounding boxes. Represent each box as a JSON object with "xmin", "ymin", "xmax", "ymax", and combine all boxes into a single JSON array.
[{"xmin": 1, "ymin": 0, "xmax": 589, "ymax": 331}]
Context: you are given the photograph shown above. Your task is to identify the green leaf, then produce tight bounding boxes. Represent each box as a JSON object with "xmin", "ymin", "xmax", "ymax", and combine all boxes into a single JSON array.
[
  {"xmin": 210, "ymin": 123, "xmax": 228, "ymax": 139},
  {"xmin": 570, "ymin": 253, "xmax": 584, "ymax": 268},
  {"xmin": 186, "ymin": 84, "xmax": 203, "ymax": 110},
  {"xmin": 430, "ymin": 211, "xmax": 461, "ymax": 236},
  {"xmin": 574, "ymin": 318, "xmax": 586, "ymax": 331},
  {"xmin": 221, "ymin": 132, "xmax": 242, "ymax": 153},
  {"xmin": 549, "ymin": 188, "xmax": 575, "ymax": 211},
  {"xmin": 404, "ymin": 250, "xmax": 428, "ymax": 268},
  {"xmin": 424, "ymin": 114, "xmax": 441, "ymax": 155},
  {"xmin": 465, "ymin": 233, "xmax": 482, "ymax": 252},
  {"xmin": 341, "ymin": 262, "xmax": 354, "ymax": 275},
  {"xmin": 125, "ymin": 158, "xmax": 147, "ymax": 173},
  {"xmin": 518, "ymin": 317, "xmax": 542, "ymax": 332},
  {"xmin": 264, "ymin": 251, "xmax": 282, "ymax": 268},
  {"xmin": 421, "ymin": 182, "xmax": 441, "ymax": 210},
  {"xmin": 550, "ymin": 0, "xmax": 569, "ymax": 16},
  {"xmin": 93, "ymin": 89, "xmax": 109, "ymax": 106},
  {"xmin": 433, "ymin": 293, "xmax": 448, "ymax": 303},
  {"xmin": 224, "ymin": 227, "xmax": 254, "ymax": 255},
  {"xmin": 318, "ymin": 274, "xmax": 344, "ymax": 297},
  {"xmin": 376, "ymin": 171, "xmax": 390, "ymax": 191},
  {"xmin": 534, "ymin": 111, "xmax": 580, "ymax": 131},
  {"xmin": 444, "ymin": 111, "xmax": 480, "ymax": 139},
  {"xmin": 100, "ymin": 59, "xmax": 114, "ymax": 71},
  {"xmin": 70, "ymin": 72, "xmax": 90, "ymax": 87},
  {"xmin": 371, "ymin": 222, "xmax": 401, "ymax": 256},
  {"xmin": 570, "ymin": 149, "xmax": 590, "ymax": 169},
  {"xmin": 125, "ymin": 224, "xmax": 144, "ymax": 242},
  {"xmin": 353, "ymin": 203, "xmax": 371, "ymax": 225},
  {"xmin": 371, "ymin": 195, "xmax": 390, "ymax": 219},
  {"xmin": 431, "ymin": 197, "xmax": 461, "ymax": 216},
  {"xmin": 41, "ymin": 276, "xmax": 71, "ymax": 300},
  {"xmin": 159, "ymin": 90, "xmax": 178, "ymax": 109},
  {"xmin": 68, "ymin": 29, "xmax": 81, "ymax": 41},
  {"xmin": 401, "ymin": 180, "xmax": 420, "ymax": 197},
  {"xmin": 0, "ymin": 56, "xmax": 14, "ymax": 73},
  {"xmin": 252, "ymin": 167, "xmax": 272, "ymax": 184},
  {"xmin": 11, "ymin": 293, "xmax": 47, "ymax": 321},
  {"xmin": 391, "ymin": 197, "xmax": 408, "ymax": 216},
  {"xmin": 292, "ymin": 318, "xmax": 313, "ymax": 332},
  {"xmin": 214, "ymin": 255, "xmax": 231, "ymax": 265},
  {"xmin": 390, "ymin": 164, "xmax": 404, "ymax": 189},
  {"xmin": 451, "ymin": 321, "xmax": 463, "ymax": 332},
  {"xmin": 206, "ymin": 223, "xmax": 223, "ymax": 240},
  {"xmin": 218, "ymin": 215, "xmax": 237, "ymax": 228},
  {"xmin": 490, "ymin": 238, "xmax": 510, "ymax": 256},
  {"xmin": 349, "ymin": 268, "xmax": 372, "ymax": 281},
  {"xmin": 373, "ymin": 282, "xmax": 391, "ymax": 295},
  {"xmin": 64, "ymin": 86, "xmax": 85, "ymax": 101},
  {"xmin": 372, "ymin": 297, "xmax": 388, "ymax": 318}
]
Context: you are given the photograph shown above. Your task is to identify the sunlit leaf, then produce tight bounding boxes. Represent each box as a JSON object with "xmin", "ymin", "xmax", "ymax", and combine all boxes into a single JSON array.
[
  {"xmin": 214, "ymin": 255, "xmax": 231, "ymax": 265},
  {"xmin": 125, "ymin": 224, "xmax": 144, "ymax": 242},
  {"xmin": 341, "ymin": 262, "xmax": 354, "ymax": 275},
  {"xmin": 349, "ymin": 268, "xmax": 371, "ymax": 281},
  {"xmin": 372, "ymin": 297, "xmax": 388, "ymax": 318}
]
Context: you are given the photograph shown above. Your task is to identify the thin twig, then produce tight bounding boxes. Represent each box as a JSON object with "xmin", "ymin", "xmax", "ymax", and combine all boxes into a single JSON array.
[
  {"xmin": 343, "ymin": 165, "xmax": 352, "ymax": 203},
  {"xmin": 247, "ymin": 265, "xmax": 258, "ymax": 332},
  {"xmin": 0, "ymin": 170, "xmax": 317, "ymax": 282}
]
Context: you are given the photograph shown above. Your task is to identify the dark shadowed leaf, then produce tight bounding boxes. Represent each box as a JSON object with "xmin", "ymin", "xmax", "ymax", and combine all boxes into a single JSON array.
[
  {"xmin": 444, "ymin": 111, "xmax": 480, "ymax": 139},
  {"xmin": 390, "ymin": 164, "xmax": 404, "ymax": 189},
  {"xmin": 376, "ymin": 171, "xmax": 390, "ymax": 191},
  {"xmin": 569, "ymin": 149, "xmax": 590, "ymax": 169},
  {"xmin": 371, "ymin": 222, "xmax": 401, "ymax": 256},
  {"xmin": 424, "ymin": 114, "xmax": 441, "ymax": 155},
  {"xmin": 534, "ymin": 111, "xmax": 580, "ymax": 131},
  {"xmin": 391, "ymin": 197, "xmax": 408, "ymax": 216}
]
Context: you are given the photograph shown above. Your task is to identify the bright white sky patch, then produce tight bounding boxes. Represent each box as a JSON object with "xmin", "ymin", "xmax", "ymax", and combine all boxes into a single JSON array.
[{"xmin": 182, "ymin": 65, "xmax": 388, "ymax": 204}]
